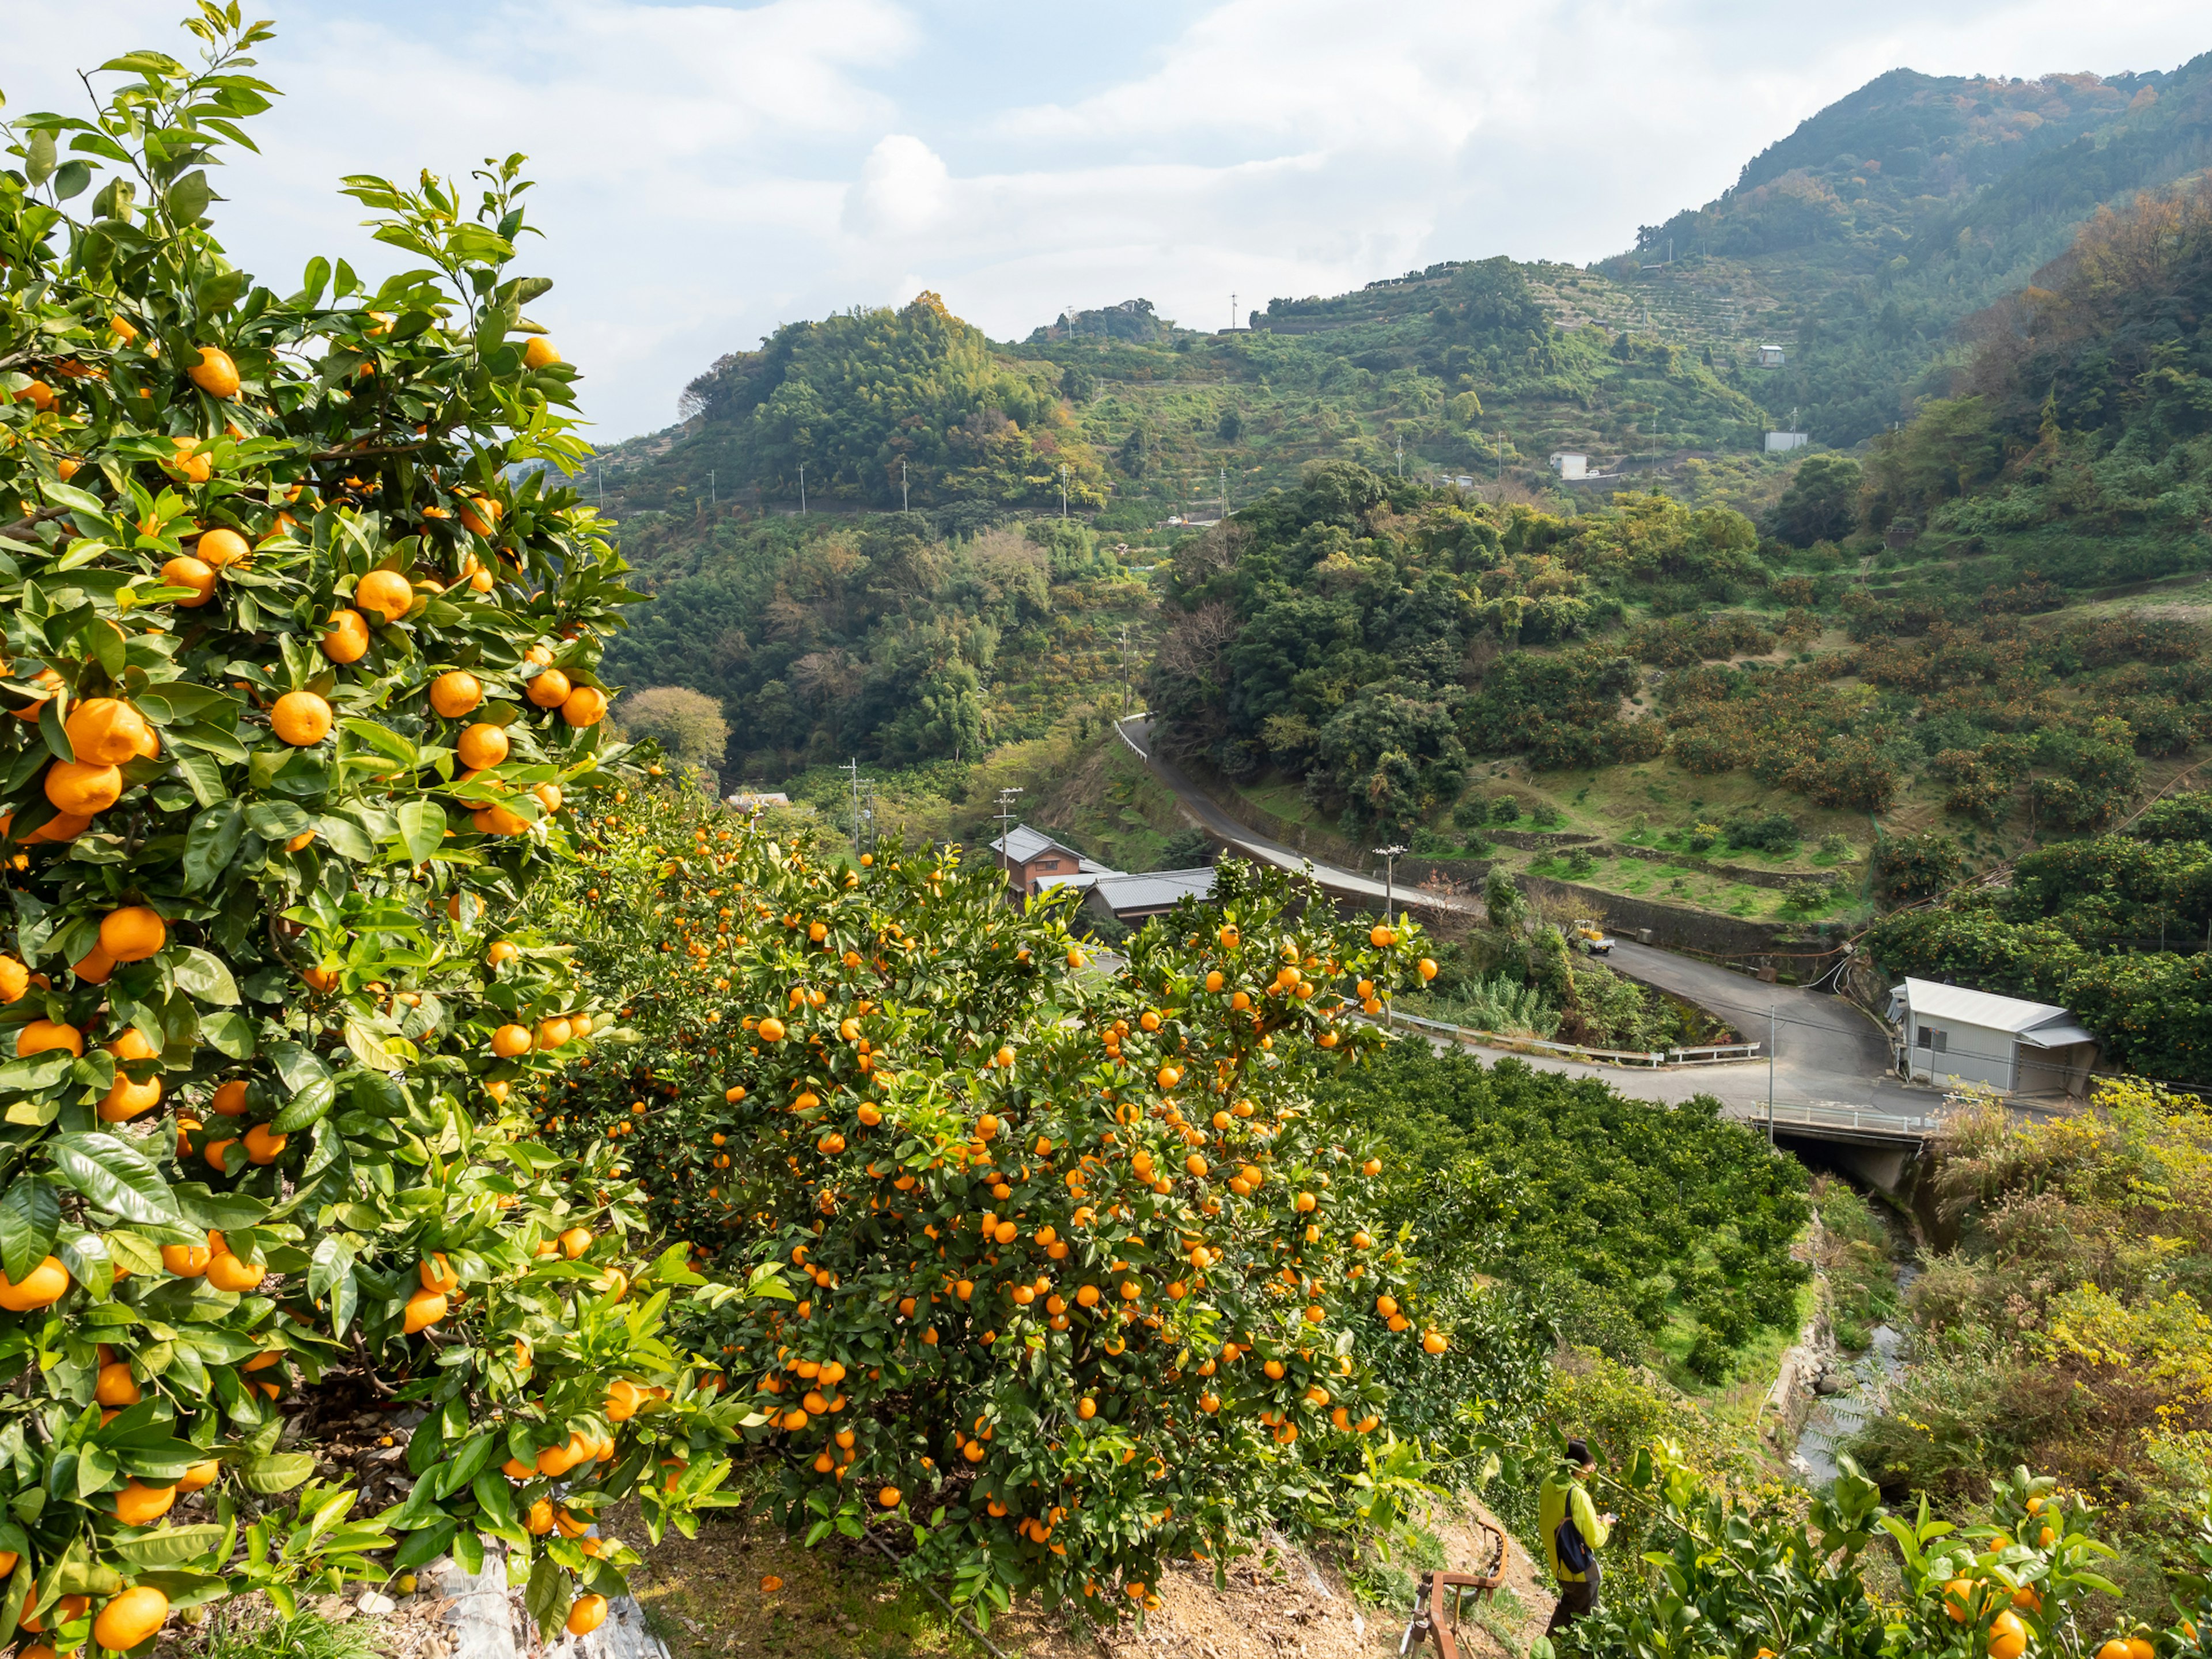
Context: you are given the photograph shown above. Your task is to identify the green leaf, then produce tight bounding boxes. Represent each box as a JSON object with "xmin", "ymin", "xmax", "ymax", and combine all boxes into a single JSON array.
[
  {"xmin": 0, "ymin": 1180, "xmax": 60, "ymax": 1285},
  {"xmin": 236, "ymin": 1453, "xmax": 314, "ymax": 1494},
  {"xmin": 165, "ymin": 169, "xmax": 212, "ymax": 225},
  {"xmin": 271, "ymin": 1075, "xmax": 337, "ymax": 1134},
  {"xmin": 294, "ymin": 256, "xmax": 331, "ymax": 308},
  {"xmin": 312, "ymin": 814, "xmax": 376, "ymax": 861},
  {"xmin": 47, "ymin": 1134, "xmax": 182, "ymax": 1226},
  {"xmin": 181, "ymin": 802, "xmax": 244, "ymax": 892},
  {"xmin": 37, "ymin": 477, "xmax": 106, "ymax": 515},
  {"xmin": 0, "ymin": 1052, "xmax": 74, "ymax": 1094},
  {"xmin": 202, "ymin": 1012, "xmax": 255, "ymax": 1060},
  {"xmin": 24, "ymin": 131, "xmax": 56, "ymax": 187},
  {"xmin": 112, "ymin": 1525, "xmax": 224, "ymax": 1567},
  {"xmin": 524, "ymin": 1551, "xmax": 566, "ymax": 1637},
  {"xmin": 395, "ymin": 799, "xmax": 444, "ymax": 864},
  {"xmin": 102, "ymin": 1232, "xmax": 165, "ymax": 1278},
  {"xmin": 243, "ymin": 800, "xmax": 313, "ymax": 842},
  {"xmin": 52, "ymin": 160, "xmax": 92, "ymax": 202},
  {"xmin": 171, "ymin": 948, "xmax": 238, "ymax": 1006}
]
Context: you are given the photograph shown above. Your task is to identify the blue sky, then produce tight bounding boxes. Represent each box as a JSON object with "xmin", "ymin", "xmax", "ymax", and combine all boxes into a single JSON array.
[{"xmin": 11, "ymin": 2, "xmax": 2209, "ymax": 440}]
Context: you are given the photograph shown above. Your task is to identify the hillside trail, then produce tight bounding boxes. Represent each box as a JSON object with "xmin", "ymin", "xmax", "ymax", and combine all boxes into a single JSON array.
[{"xmin": 626, "ymin": 1491, "xmax": 1552, "ymax": 1659}]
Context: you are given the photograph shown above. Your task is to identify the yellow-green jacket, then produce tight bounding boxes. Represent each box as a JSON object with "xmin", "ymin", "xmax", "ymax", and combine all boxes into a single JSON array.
[{"xmin": 1539, "ymin": 1471, "xmax": 1611, "ymax": 1582}]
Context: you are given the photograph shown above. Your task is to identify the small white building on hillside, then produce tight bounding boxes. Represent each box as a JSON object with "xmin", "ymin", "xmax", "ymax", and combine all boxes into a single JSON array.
[{"xmin": 1887, "ymin": 978, "xmax": 2099, "ymax": 1097}]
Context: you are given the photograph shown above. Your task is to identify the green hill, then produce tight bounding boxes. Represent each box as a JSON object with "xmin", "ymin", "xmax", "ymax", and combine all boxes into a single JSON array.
[{"xmin": 1621, "ymin": 55, "xmax": 2212, "ymax": 444}]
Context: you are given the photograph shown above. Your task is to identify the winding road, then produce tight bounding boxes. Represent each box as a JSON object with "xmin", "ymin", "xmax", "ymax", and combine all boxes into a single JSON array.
[{"xmin": 1115, "ymin": 717, "xmax": 1915, "ymax": 1121}]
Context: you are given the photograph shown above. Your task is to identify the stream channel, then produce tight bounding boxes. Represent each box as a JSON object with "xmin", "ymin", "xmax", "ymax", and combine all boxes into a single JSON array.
[{"xmin": 1793, "ymin": 1262, "xmax": 1918, "ymax": 1485}]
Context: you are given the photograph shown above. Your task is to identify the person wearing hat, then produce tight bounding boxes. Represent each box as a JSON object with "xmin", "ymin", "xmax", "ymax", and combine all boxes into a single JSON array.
[{"xmin": 1539, "ymin": 1438, "xmax": 1613, "ymax": 1635}]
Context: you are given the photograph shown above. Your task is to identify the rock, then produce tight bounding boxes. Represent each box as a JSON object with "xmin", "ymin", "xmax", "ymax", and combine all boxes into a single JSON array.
[
  {"xmin": 357, "ymin": 1592, "xmax": 397, "ymax": 1616},
  {"xmin": 1813, "ymin": 1372, "xmax": 1844, "ymax": 1396}
]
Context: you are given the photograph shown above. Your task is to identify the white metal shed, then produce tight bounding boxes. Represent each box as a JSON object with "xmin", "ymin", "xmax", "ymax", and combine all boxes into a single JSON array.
[{"xmin": 1886, "ymin": 978, "xmax": 2099, "ymax": 1097}]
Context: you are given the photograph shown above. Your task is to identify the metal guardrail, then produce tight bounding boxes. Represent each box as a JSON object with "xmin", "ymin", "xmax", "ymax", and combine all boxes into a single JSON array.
[
  {"xmin": 1391, "ymin": 1010, "xmax": 1763, "ymax": 1070},
  {"xmin": 1743, "ymin": 1100, "xmax": 1942, "ymax": 1139}
]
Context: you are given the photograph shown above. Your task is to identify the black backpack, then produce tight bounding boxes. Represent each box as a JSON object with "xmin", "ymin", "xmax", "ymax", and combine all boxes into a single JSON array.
[{"xmin": 1555, "ymin": 1497, "xmax": 1594, "ymax": 1576}]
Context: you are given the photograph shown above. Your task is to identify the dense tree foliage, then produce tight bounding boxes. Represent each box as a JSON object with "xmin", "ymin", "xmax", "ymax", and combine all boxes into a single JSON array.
[
  {"xmin": 667, "ymin": 294, "xmax": 1107, "ymax": 514},
  {"xmin": 1868, "ymin": 796, "xmax": 2212, "ymax": 1080},
  {"xmin": 1145, "ymin": 464, "xmax": 1771, "ymax": 835},
  {"xmin": 0, "ymin": 14, "xmax": 751, "ymax": 1642},
  {"xmin": 521, "ymin": 785, "xmax": 1478, "ymax": 1627},
  {"xmin": 1850, "ymin": 1085, "xmax": 2212, "ymax": 1606},
  {"xmin": 600, "ymin": 514, "xmax": 1141, "ymax": 783},
  {"xmin": 1324, "ymin": 1046, "xmax": 1810, "ymax": 1380}
]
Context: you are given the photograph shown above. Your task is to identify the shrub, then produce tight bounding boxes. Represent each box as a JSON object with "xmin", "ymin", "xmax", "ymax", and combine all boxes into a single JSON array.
[
  {"xmin": 1874, "ymin": 830, "xmax": 1968, "ymax": 905},
  {"xmin": 534, "ymin": 803, "xmax": 1449, "ymax": 1629},
  {"xmin": 0, "ymin": 18, "xmax": 743, "ymax": 1638},
  {"xmin": 1724, "ymin": 809, "xmax": 1800, "ymax": 854}
]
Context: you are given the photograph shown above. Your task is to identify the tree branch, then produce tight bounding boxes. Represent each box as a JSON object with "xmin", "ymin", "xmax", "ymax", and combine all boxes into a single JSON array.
[{"xmin": 0, "ymin": 505, "xmax": 74, "ymax": 543}]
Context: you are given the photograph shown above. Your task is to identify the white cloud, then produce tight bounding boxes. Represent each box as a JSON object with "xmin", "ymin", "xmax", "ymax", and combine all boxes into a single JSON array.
[
  {"xmin": 843, "ymin": 135, "xmax": 951, "ymax": 236},
  {"xmin": 12, "ymin": 0, "xmax": 2211, "ymax": 436}
]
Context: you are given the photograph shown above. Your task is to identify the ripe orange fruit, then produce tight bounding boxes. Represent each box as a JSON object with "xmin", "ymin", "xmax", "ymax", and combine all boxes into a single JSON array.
[
  {"xmin": 1370, "ymin": 925, "xmax": 1396, "ymax": 948},
  {"xmin": 457, "ymin": 722, "xmax": 509, "ymax": 770},
  {"xmin": 63, "ymin": 699, "xmax": 151, "ymax": 766},
  {"xmin": 1422, "ymin": 1330, "xmax": 1449, "ymax": 1354},
  {"xmin": 320, "ymin": 608, "xmax": 370, "ymax": 664},
  {"xmin": 187, "ymin": 346, "xmax": 241, "ymax": 397},
  {"xmin": 759, "ymin": 1575, "xmax": 783, "ymax": 1595},
  {"xmin": 524, "ymin": 338, "xmax": 563, "ymax": 370},
  {"xmin": 197, "ymin": 527, "xmax": 249, "ymax": 568},
  {"xmin": 113, "ymin": 1481, "xmax": 176, "ymax": 1525},
  {"xmin": 421, "ymin": 1253, "xmax": 459, "ymax": 1293},
  {"xmin": 93, "ymin": 1586, "xmax": 170, "ymax": 1652},
  {"xmin": 0, "ymin": 1256, "xmax": 69, "ymax": 1310},
  {"xmin": 46, "ymin": 759, "xmax": 123, "ymax": 815},
  {"xmin": 162, "ymin": 555, "xmax": 218, "ymax": 606},
  {"xmin": 94, "ymin": 1362, "xmax": 141, "ymax": 1407},
  {"xmin": 271, "ymin": 690, "xmax": 333, "ymax": 746},
  {"xmin": 0, "ymin": 956, "xmax": 25, "ymax": 1003},
  {"xmin": 243, "ymin": 1123, "xmax": 287, "ymax": 1164},
  {"xmin": 355, "ymin": 569, "xmax": 414, "ymax": 623},
  {"xmin": 206, "ymin": 1252, "xmax": 266, "ymax": 1292},
  {"xmin": 491, "ymin": 1024, "xmax": 532, "ymax": 1058},
  {"xmin": 403, "ymin": 1287, "xmax": 448, "ymax": 1333},
  {"xmin": 459, "ymin": 496, "xmax": 502, "ymax": 536},
  {"xmin": 211, "ymin": 1080, "xmax": 249, "ymax": 1116},
  {"xmin": 161, "ymin": 1241, "xmax": 211, "ymax": 1277},
  {"xmin": 176, "ymin": 1460, "xmax": 218, "ymax": 1492},
  {"xmin": 878, "ymin": 1486, "xmax": 901, "ymax": 1509},
  {"xmin": 560, "ymin": 684, "xmax": 608, "ymax": 727},
  {"xmin": 1987, "ymin": 1611, "xmax": 2026, "ymax": 1659},
  {"xmin": 526, "ymin": 668, "xmax": 571, "ymax": 708},
  {"xmin": 430, "ymin": 671, "xmax": 483, "ymax": 718},
  {"xmin": 99, "ymin": 906, "xmax": 167, "ymax": 964},
  {"xmin": 559, "ymin": 1226, "xmax": 593, "ymax": 1259},
  {"xmin": 97, "ymin": 1072, "xmax": 162, "ymax": 1123},
  {"xmin": 16, "ymin": 1020, "xmax": 84, "ymax": 1059},
  {"xmin": 757, "ymin": 1016, "xmax": 787, "ymax": 1043},
  {"xmin": 566, "ymin": 1596, "xmax": 608, "ymax": 1637}
]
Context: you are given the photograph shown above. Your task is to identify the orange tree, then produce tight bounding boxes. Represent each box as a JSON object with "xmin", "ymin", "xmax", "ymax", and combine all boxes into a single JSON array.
[
  {"xmin": 533, "ymin": 781, "xmax": 1455, "ymax": 1628},
  {"xmin": 0, "ymin": 11, "xmax": 751, "ymax": 1649}
]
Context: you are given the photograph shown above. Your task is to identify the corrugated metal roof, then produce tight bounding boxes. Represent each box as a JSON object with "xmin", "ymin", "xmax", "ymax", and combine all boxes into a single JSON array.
[
  {"xmin": 1092, "ymin": 868, "xmax": 1216, "ymax": 912},
  {"xmin": 987, "ymin": 824, "xmax": 1081, "ymax": 865},
  {"xmin": 1895, "ymin": 977, "xmax": 2080, "ymax": 1036},
  {"xmin": 2018, "ymin": 1022, "xmax": 2097, "ymax": 1049}
]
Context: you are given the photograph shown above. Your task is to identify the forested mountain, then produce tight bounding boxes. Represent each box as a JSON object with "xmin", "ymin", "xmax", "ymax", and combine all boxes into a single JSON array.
[{"xmin": 1622, "ymin": 55, "xmax": 2212, "ymax": 443}]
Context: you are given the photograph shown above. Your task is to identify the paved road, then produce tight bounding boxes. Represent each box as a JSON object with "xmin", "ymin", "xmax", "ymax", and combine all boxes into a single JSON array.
[{"xmin": 1117, "ymin": 717, "xmax": 1926, "ymax": 1122}]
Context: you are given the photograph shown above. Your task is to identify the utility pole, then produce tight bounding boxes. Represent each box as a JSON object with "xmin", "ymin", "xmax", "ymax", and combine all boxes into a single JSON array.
[
  {"xmin": 901, "ymin": 458, "xmax": 909, "ymax": 513},
  {"xmin": 1393, "ymin": 441, "xmax": 1405, "ymax": 479},
  {"xmin": 995, "ymin": 787, "xmax": 1022, "ymax": 899},
  {"xmin": 1059, "ymin": 463, "xmax": 1069, "ymax": 518},
  {"xmin": 1219, "ymin": 464, "xmax": 1228, "ymax": 522},
  {"xmin": 1373, "ymin": 843, "xmax": 1407, "ymax": 1031},
  {"xmin": 1230, "ymin": 291, "xmax": 1237, "ymax": 331},
  {"xmin": 709, "ymin": 469, "xmax": 716, "ymax": 510},
  {"xmin": 798, "ymin": 461, "xmax": 806, "ymax": 516},
  {"xmin": 1767, "ymin": 1005, "xmax": 1777, "ymax": 1145},
  {"xmin": 865, "ymin": 778, "xmax": 877, "ymax": 854},
  {"xmin": 1118, "ymin": 625, "xmax": 1133, "ymax": 717},
  {"xmin": 595, "ymin": 461, "xmax": 604, "ymax": 510}
]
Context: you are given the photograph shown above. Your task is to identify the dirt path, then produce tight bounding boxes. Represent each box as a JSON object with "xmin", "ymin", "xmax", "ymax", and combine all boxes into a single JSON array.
[{"xmin": 630, "ymin": 1494, "xmax": 1551, "ymax": 1659}]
